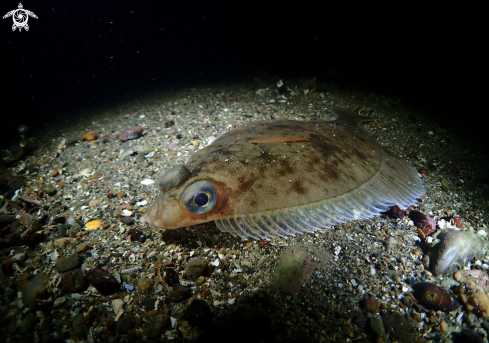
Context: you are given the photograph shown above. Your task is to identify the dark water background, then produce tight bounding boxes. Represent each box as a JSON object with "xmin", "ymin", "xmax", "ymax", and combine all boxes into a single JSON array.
[{"xmin": 1, "ymin": 1, "xmax": 483, "ymax": 149}]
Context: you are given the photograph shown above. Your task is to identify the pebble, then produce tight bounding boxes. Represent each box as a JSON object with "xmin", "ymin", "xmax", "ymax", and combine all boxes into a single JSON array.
[
  {"xmin": 460, "ymin": 290, "xmax": 489, "ymax": 317},
  {"xmin": 76, "ymin": 242, "xmax": 89, "ymax": 252},
  {"xmin": 365, "ymin": 296, "xmax": 379, "ymax": 313},
  {"xmin": 185, "ymin": 257, "xmax": 208, "ymax": 280},
  {"xmin": 44, "ymin": 184, "xmax": 57, "ymax": 196},
  {"xmin": 53, "ymin": 296, "xmax": 67, "ymax": 307},
  {"xmin": 49, "ymin": 169, "xmax": 59, "ymax": 177},
  {"xmin": 169, "ymin": 284, "xmax": 192, "ymax": 303},
  {"xmin": 20, "ymin": 274, "xmax": 50, "ymax": 309},
  {"xmin": 81, "ymin": 131, "xmax": 98, "ymax": 141},
  {"xmin": 137, "ymin": 277, "xmax": 155, "ymax": 295},
  {"xmin": 413, "ymin": 282, "xmax": 460, "ymax": 312},
  {"xmin": 369, "ymin": 316, "xmax": 386, "ymax": 339},
  {"xmin": 84, "ymin": 269, "xmax": 120, "ymax": 295},
  {"xmin": 429, "ymin": 229, "xmax": 488, "ymax": 276},
  {"xmin": 54, "ymin": 237, "xmax": 72, "ymax": 247},
  {"xmin": 164, "ymin": 268, "xmax": 180, "ymax": 286},
  {"xmin": 144, "ymin": 314, "xmax": 169, "ymax": 339},
  {"xmin": 60, "ymin": 269, "xmax": 88, "ymax": 293},
  {"xmin": 72, "ymin": 314, "xmax": 88, "ymax": 340},
  {"xmin": 116, "ymin": 316, "xmax": 134, "ymax": 334},
  {"xmin": 89, "ymin": 199, "xmax": 99, "ymax": 207},
  {"xmin": 55, "ymin": 253, "xmax": 81, "ymax": 272}
]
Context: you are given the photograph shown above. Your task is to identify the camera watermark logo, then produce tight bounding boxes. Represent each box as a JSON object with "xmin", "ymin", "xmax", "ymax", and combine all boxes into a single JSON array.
[{"xmin": 3, "ymin": 3, "xmax": 38, "ymax": 32}]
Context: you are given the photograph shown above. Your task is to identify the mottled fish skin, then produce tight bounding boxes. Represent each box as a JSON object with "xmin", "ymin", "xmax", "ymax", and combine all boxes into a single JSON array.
[{"xmin": 143, "ymin": 108, "xmax": 425, "ymax": 240}]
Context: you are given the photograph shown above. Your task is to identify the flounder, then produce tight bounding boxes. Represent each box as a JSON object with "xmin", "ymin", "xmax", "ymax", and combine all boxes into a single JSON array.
[{"xmin": 143, "ymin": 108, "xmax": 424, "ymax": 240}]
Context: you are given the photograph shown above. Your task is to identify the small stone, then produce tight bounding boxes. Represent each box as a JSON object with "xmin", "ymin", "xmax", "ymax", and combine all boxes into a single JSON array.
[
  {"xmin": 60, "ymin": 269, "xmax": 88, "ymax": 293},
  {"xmin": 54, "ymin": 237, "xmax": 72, "ymax": 247},
  {"xmin": 369, "ymin": 316, "xmax": 386, "ymax": 339},
  {"xmin": 72, "ymin": 314, "xmax": 88, "ymax": 340},
  {"xmin": 53, "ymin": 296, "xmax": 67, "ymax": 307},
  {"xmin": 89, "ymin": 199, "xmax": 99, "ymax": 207},
  {"xmin": 365, "ymin": 296, "xmax": 379, "ymax": 313},
  {"xmin": 116, "ymin": 316, "xmax": 134, "ymax": 334},
  {"xmin": 137, "ymin": 277, "xmax": 155, "ymax": 295},
  {"xmin": 76, "ymin": 242, "xmax": 89, "ymax": 252},
  {"xmin": 144, "ymin": 314, "xmax": 169, "ymax": 339},
  {"xmin": 440, "ymin": 320, "xmax": 448, "ymax": 333},
  {"xmin": 49, "ymin": 169, "xmax": 59, "ymax": 177},
  {"xmin": 44, "ymin": 184, "xmax": 57, "ymax": 196},
  {"xmin": 164, "ymin": 268, "xmax": 180, "ymax": 286},
  {"xmin": 85, "ymin": 269, "xmax": 120, "ymax": 295},
  {"xmin": 169, "ymin": 284, "xmax": 192, "ymax": 303},
  {"xmin": 195, "ymin": 276, "xmax": 206, "ymax": 286},
  {"xmin": 185, "ymin": 257, "xmax": 208, "ymax": 280},
  {"xmin": 117, "ymin": 126, "xmax": 144, "ymax": 142},
  {"xmin": 55, "ymin": 253, "xmax": 81, "ymax": 272},
  {"xmin": 20, "ymin": 274, "xmax": 50, "ymax": 309},
  {"xmin": 81, "ymin": 131, "xmax": 98, "ymax": 141}
]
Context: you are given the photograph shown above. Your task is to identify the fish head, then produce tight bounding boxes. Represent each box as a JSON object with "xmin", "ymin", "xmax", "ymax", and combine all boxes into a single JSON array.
[{"xmin": 143, "ymin": 164, "xmax": 234, "ymax": 229}]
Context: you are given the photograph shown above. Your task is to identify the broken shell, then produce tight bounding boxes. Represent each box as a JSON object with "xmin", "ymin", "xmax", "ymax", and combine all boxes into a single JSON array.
[
  {"xmin": 85, "ymin": 220, "xmax": 102, "ymax": 230},
  {"xmin": 413, "ymin": 282, "xmax": 459, "ymax": 312}
]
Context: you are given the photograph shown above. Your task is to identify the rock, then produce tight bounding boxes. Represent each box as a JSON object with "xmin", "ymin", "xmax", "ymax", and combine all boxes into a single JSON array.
[
  {"xmin": 164, "ymin": 268, "xmax": 180, "ymax": 286},
  {"xmin": 381, "ymin": 311, "xmax": 415, "ymax": 343},
  {"xmin": 413, "ymin": 282, "xmax": 459, "ymax": 312},
  {"xmin": 460, "ymin": 290, "xmax": 489, "ymax": 317},
  {"xmin": 137, "ymin": 277, "xmax": 155, "ymax": 295},
  {"xmin": 185, "ymin": 257, "xmax": 208, "ymax": 280},
  {"xmin": 55, "ymin": 253, "xmax": 81, "ymax": 272},
  {"xmin": 169, "ymin": 284, "xmax": 192, "ymax": 303},
  {"xmin": 144, "ymin": 314, "xmax": 169, "ymax": 339},
  {"xmin": 54, "ymin": 237, "xmax": 73, "ymax": 247},
  {"xmin": 81, "ymin": 131, "xmax": 98, "ymax": 141},
  {"xmin": 60, "ymin": 269, "xmax": 88, "ymax": 293},
  {"xmin": 369, "ymin": 316, "xmax": 386, "ymax": 339},
  {"xmin": 72, "ymin": 314, "xmax": 87, "ymax": 340},
  {"xmin": 273, "ymin": 244, "xmax": 330, "ymax": 294},
  {"xmin": 429, "ymin": 229, "xmax": 488, "ymax": 275},
  {"xmin": 117, "ymin": 126, "xmax": 144, "ymax": 142},
  {"xmin": 84, "ymin": 268, "xmax": 120, "ymax": 295},
  {"xmin": 54, "ymin": 224, "xmax": 70, "ymax": 238},
  {"xmin": 365, "ymin": 296, "xmax": 379, "ymax": 313},
  {"xmin": 409, "ymin": 210, "xmax": 436, "ymax": 236},
  {"xmin": 20, "ymin": 274, "xmax": 50, "ymax": 309},
  {"xmin": 76, "ymin": 242, "xmax": 89, "ymax": 252},
  {"xmin": 53, "ymin": 296, "xmax": 67, "ymax": 307},
  {"xmin": 116, "ymin": 316, "xmax": 134, "ymax": 334},
  {"xmin": 384, "ymin": 205, "xmax": 405, "ymax": 219},
  {"xmin": 44, "ymin": 184, "xmax": 57, "ymax": 196}
]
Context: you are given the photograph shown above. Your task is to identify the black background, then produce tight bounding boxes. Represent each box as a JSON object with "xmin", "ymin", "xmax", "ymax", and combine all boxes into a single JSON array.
[{"xmin": 1, "ymin": 1, "xmax": 484, "ymax": 146}]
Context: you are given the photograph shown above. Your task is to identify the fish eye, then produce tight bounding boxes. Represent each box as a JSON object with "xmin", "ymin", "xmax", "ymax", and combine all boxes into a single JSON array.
[{"xmin": 182, "ymin": 181, "xmax": 217, "ymax": 215}]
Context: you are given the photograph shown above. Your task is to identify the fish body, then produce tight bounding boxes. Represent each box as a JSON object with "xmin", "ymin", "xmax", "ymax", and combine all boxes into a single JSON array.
[{"xmin": 143, "ymin": 108, "xmax": 424, "ymax": 240}]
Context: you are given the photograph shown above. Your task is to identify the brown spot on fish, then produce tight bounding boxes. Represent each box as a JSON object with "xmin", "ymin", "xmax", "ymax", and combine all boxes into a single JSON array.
[{"xmin": 143, "ymin": 108, "xmax": 424, "ymax": 240}]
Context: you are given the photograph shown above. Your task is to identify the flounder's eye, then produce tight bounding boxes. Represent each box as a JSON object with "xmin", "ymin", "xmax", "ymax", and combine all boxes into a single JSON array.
[{"xmin": 182, "ymin": 181, "xmax": 217, "ymax": 214}]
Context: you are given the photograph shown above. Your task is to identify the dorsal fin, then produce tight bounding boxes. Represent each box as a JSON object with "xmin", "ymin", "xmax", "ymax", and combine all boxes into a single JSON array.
[{"xmin": 331, "ymin": 107, "xmax": 376, "ymax": 125}]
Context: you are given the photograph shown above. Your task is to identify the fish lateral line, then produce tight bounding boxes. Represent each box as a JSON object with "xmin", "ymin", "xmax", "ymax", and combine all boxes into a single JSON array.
[{"xmin": 249, "ymin": 137, "xmax": 309, "ymax": 144}]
